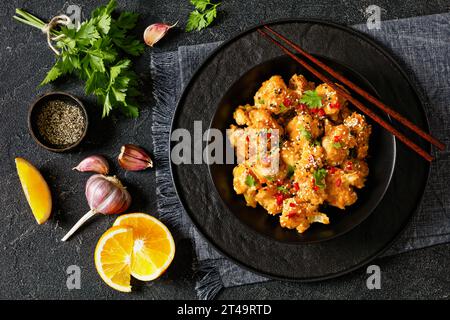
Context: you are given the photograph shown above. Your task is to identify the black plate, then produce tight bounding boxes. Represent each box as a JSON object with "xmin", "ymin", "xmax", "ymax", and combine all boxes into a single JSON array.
[
  {"xmin": 170, "ymin": 20, "xmax": 430, "ymax": 280},
  {"xmin": 209, "ymin": 54, "xmax": 396, "ymax": 243}
]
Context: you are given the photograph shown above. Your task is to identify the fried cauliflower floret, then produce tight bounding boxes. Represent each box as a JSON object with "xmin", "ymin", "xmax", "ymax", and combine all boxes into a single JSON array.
[
  {"xmin": 297, "ymin": 144, "xmax": 325, "ymax": 171},
  {"xmin": 233, "ymin": 163, "xmax": 251, "ymax": 194},
  {"xmin": 333, "ymin": 105, "xmax": 352, "ymax": 124},
  {"xmin": 255, "ymin": 186, "xmax": 283, "ymax": 215},
  {"xmin": 281, "ymin": 129, "xmax": 324, "ymax": 172},
  {"xmin": 286, "ymin": 113, "xmax": 323, "ymax": 145},
  {"xmin": 341, "ymin": 159, "xmax": 369, "ymax": 189},
  {"xmin": 293, "ymin": 170, "xmax": 327, "ymax": 205},
  {"xmin": 288, "ymin": 74, "xmax": 315, "ymax": 96},
  {"xmin": 254, "ymin": 75, "xmax": 291, "ymax": 114},
  {"xmin": 243, "ymin": 190, "xmax": 257, "ymax": 208},
  {"xmin": 344, "ymin": 112, "xmax": 371, "ymax": 159},
  {"xmin": 248, "ymin": 109, "xmax": 284, "ymax": 133},
  {"xmin": 280, "ymin": 198, "xmax": 329, "ymax": 233},
  {"xmin": 233, "ymin": 105, "xmax": 252, "ymax": 126},
  {"xmin": 281, "ymin": 140, "xmax": 301, "ymax": 167},
  {"xmin": 228, "ymin": 125, "xmax": 245, "ymax": 148},
  {"xmin": 316, "ymin": 83, "xmax": 348, "ymax": 118},
  {"xmin": 325, "ymin": 169, "xmax": 358, "ymax": 209},
  {"xmin": 228, "ymin": 125, "xmax": 249, "ymax": 162},
  {"xmin": 228, "ymin": 123, "xmax": 281, "ymax": 164},
  {"xmin": 232, "ymin": 164, "xmax": 258, "ymax": 207},
  {"xmin": 251, "ymin": 154, "xmax": 287, "ymax": 184},
  {"xmin": 322, "ymin": 121, "xmax": 357, "ymax": 166}
]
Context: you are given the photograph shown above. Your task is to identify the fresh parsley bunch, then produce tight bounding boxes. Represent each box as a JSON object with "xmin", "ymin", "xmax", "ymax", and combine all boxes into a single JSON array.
[
  {"xmin": 186, "ymin": 0, "xmax": 221, "ymax": 32},
  {"xmin": 14, "ymin": 0, "xmax": 145, "ymax": 118}
]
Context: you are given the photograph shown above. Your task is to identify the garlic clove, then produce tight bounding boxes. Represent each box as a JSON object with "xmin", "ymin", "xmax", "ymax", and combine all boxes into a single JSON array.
[
  {"xmin": 73, "ymin": 155, "xmax": 109, "ymax": 175},
  {"xmin": 118, "ymin": 144, "xmax": 153, "ymax": 171},
  {"xmin": 143, "ymin": 22, "xmax": 178, "ymax": 47}
]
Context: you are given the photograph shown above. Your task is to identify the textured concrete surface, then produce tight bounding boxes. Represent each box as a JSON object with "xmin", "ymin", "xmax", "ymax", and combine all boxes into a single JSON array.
[{"xmin": 0, "ymin": 0, "xmax": 449, "ymax": 300}]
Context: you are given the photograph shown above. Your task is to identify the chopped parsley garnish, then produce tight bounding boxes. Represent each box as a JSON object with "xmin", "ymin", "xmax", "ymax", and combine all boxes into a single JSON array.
[
  {"xmin": 299, "ymin": 126, "xmax": 312, "ymax": 141},
  {"xmin": 264, "ymin": 175, "xmax": 274, "ymax": 182},
  {"xmin": 333, "ymin": 142, "xmax": 343, "ymax": 149},
  {"xmin": 279, "ymin": 102, "xmax": 287, "ymax": 112},
  {"xmin": 245, "ymin": 175, "xmax": 256, "ymax": 187},
  {"xmin": 313, "ymin": 168, "xmax": 327, "ymax": 189},
  {"xmin": 258, "ymin": 98, "xmax": 265, "ymax": 104},
  {"xmin": 277, "ymin": 185, "xmax": 290, "ymax": 194},
  {"xmin": 300, "ymin": 90, "xmax": 323, "ymax": 108},
  {"xmin": 287, "ymin": 165, "xmax": 295, "ymax": 178}
]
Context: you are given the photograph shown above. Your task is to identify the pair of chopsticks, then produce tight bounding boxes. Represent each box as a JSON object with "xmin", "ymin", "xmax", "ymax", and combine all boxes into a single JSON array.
[{"xmin": 257, "ymin": 26, "xmax": 445, "ymax": 162}]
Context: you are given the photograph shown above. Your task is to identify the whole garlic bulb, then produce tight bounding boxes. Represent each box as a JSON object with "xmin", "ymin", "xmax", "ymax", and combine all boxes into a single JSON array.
[{"xmin": 61, "ymin": 175, "xmax": 131, "ymax": 241}]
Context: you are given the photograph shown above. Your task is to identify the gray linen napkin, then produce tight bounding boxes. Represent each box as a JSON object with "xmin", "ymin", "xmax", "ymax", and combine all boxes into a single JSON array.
[{"xmin": 151, "ymin": 13, "xmax": 450, "ymax": 299}]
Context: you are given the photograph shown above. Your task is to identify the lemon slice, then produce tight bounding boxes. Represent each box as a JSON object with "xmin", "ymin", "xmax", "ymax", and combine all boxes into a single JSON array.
[
  {"xmin": 94, "ymin": 226, "xmax": 134, "ymax": 292},
  {"xmin": 114, "ymin": 213, "xmax": 175, "ymax": 281},
  {"xmin": 15, "ymin": 157, "xmax": 52, "ymax": 224}
]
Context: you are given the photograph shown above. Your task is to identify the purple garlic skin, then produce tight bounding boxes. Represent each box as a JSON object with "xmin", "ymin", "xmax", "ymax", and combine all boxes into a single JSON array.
[
  {"xmin": 61, "ymin": 174, "xmax": 131, "ymax": 241},
  {"xmin": 143, "ymin": 22, "xmax": 177, "ymax": 47},
  {"xmin": 73, "ymin": 155, "xmax": 109, "ymax": 175},
  {"xmin": 118, "ymin": 144, "xmax": 153, "ymax": 171},
  {"xmin": 85, "ymin": 174, "xmax": 131, "ymax": 215}
]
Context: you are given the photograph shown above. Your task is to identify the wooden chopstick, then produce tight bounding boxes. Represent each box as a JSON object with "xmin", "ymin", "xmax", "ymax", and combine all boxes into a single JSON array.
[
  {"xmin": 257, "ymin": 28, "xmax": 434, "ymax": 162},
  {"xmin": 263, "ymin": 25, "xmax": 445, "ymax": 151}
]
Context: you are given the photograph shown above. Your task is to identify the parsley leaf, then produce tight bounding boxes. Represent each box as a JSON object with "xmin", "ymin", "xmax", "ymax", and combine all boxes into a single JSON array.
[
  {"xmin": 40, "ymin": 62, "xmax": 63, "ymax": 86},
  {"xmin": 287, "ymin": 165, "xmax": 295, "ymax": 178},
  {"xmin": 97, "ymin": 13, "xmax": 112, "ymax": 34},
  {"xmin": 333, "ymin": 142, "xmax": 343, "ymax": 149},
  {"xmin": 186, "ymin": 10, "xmax": 208, "ymax": 32},
  {"xmin": 300, "ymin": 90, "xmax": 323, "ymax": 108},
  {"xmin": 205, "ymin": 7, "xmax": 217, "ymax": 24},
  {"xmin": 277, "ymin": 185, "xmax": 290, "ymax": 194},
  {"xmin": 115, "ymin": 12, "xmax": 139, "ymax": 30},
  {"xmin": 299, "ymin": 126, "xmax": 312, "ymax": 141},
  {"xmin": 245, "ymin": 175, "xmax": 256, "ymax": 187},
  {"xmin": 313, "ymin": 168, "xmax": 327, "ymax": 189},
  {"xmin": 186, "ymin": 0, "xmax": 221, "ymax": 32},
  {"xmin": 191, "ymin": 0, "xmax": 211, "ymax": 11}
]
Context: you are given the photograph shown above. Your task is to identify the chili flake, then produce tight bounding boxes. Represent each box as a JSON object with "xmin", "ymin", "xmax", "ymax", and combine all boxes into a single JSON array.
[{"xmin": 275, "ymin": 193, "xmax": 284, "ymax": 205}]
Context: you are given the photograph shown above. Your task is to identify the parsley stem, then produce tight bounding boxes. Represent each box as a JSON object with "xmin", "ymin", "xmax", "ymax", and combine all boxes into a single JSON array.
[
  {"xmin": 13, "ymin": 9, "xmax": 59, "ymax": 36},
  {"xmin": 14, "ymin": 9, "xmax": 45, "ymax": 28}
]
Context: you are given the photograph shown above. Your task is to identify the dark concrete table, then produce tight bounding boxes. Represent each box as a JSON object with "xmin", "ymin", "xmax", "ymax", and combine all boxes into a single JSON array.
[{"xmin": 0, "ymin": 0, "xmax": 449, "ymax": 300}]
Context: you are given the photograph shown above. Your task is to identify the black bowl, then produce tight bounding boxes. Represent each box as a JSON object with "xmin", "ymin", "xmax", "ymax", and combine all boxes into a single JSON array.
[
  {"xmin": 209, "ymin": 54, "xmax": 396, "ymax": 243},
  {"xmin": 28, "ymin": 92, "xmax": 88, "ymax": 152}
]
